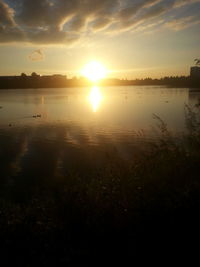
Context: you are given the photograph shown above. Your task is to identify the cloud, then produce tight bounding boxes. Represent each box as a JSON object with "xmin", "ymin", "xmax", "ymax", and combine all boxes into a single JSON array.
[
  {"xmin": 174, "ymin": 0, "xmax": 200, "ymax": 8},
  {"xmin": 165, "ymin": 15, "xmax": 200, "ymax": 30},
  {"xmin": 113, "ymin": 0, "xmax": 175, "ymax": 31},
  {"xmin": 117, "ymin": 0, "xmax": 161, "ymax": 21},
  {"xmin": 0, "ymin": 0, "xmax": 16, "ymax": 26},
  {"xmin": 0, "ymin": 0, "xmax": 200, "ymax": 45},
  {"xmin": 92, "ymin": 17, "xmax": 112, "ymax": 31},
  {"xmin": 28, "ymin": 49, "xmax": 45, "ymax": 61},
  {"xmin": 0, "ymin": 24, "xmax": 24, "ymax": 43},
  {"xmin": 17, "ymin": 0, "xmax": 53, "ymax": 27}
]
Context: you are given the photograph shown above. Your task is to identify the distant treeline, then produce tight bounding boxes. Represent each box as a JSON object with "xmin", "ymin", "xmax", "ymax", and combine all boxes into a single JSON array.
[
  {"xmin": 0, "ymin": 72, "xmax": 200, "ymax": 89},
  {"xmin": 100, "ymin": 76, "xmax": 200, "ymax": 88}
]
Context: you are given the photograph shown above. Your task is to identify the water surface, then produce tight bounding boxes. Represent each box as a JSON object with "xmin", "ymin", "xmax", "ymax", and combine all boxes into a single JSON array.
[
  {"xmin": 0, "ymin": 86, "xmax": 198, "ymax": 131},
  {"xmin": 0, "ymin": 86, "xmax": 199, "ymax": 199}
]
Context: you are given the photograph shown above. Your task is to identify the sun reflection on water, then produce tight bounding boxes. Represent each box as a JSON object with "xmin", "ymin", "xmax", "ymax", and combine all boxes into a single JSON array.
[{"xmin": 89, "ymin": 86, "xmax": 102, "ymax": 112}]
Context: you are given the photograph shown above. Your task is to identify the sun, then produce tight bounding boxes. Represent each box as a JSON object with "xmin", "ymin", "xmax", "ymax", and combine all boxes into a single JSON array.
[{"xmin": 81, "ymin": 61, "xmax": 107, "ymax": 82}]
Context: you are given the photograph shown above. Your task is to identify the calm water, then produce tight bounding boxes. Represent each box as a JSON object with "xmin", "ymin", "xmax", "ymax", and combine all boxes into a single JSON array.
[
  {"xmin": 0, "ymin": 86, "xmax": 199, "ymax": 199},
  {"xmin": 0, "ymin": 86, "xmax": 199, "ymax": 133}
]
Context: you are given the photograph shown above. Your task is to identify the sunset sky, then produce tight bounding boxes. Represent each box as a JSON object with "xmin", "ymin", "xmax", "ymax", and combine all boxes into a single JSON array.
[{"xmin": 0, "ymin": 0, "xmax": 200, "ymax": 79}]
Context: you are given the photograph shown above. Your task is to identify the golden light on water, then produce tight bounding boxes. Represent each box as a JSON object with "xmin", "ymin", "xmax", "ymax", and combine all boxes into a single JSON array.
[
  {"xmin": 89, "ymin": 86, "xmax": 102, "ymax": 112},
  {"xmin": 81, "ymin": 61, "xmax": 107, "ymax": 82}
]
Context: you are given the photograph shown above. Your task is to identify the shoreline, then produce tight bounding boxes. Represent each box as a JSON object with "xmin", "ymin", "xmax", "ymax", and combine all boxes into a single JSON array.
[
  {"xmin": 0, "ymin": 84, "xmax": 200, "ymax": 90},
  {"xmin": 0, "ymin": 75, "xmax": 200, "ymax": 89}
]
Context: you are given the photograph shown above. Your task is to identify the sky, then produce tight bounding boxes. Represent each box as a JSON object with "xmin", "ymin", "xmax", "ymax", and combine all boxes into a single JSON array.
[{"xmin": 0, "ymin": 0, "xmax": 200, "ymax": 79}]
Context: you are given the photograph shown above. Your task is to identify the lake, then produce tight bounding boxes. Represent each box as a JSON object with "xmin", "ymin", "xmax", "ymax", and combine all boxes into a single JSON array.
[
  {"xmin": 0, "ymin": 86, "xmax": 199, "ymax": 129},
  {"xmin": 0, "ymin": 85, "xmax": 200, "ymax": 200}
]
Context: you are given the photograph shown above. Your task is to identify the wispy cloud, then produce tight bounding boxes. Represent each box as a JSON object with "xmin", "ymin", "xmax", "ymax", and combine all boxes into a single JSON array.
[
  {"xmin": 28, "ymin": 49, "xmax": 45, "ymax": 61},
  {"xmin": 0, "ymin": 0, "xmax": 200, "ymax": 45},
  {"xmin": 174, "ymin": 0, "xmax": 200, "ymax": 8},
  {"xmin": 165, "ymin": 15, "xmax": 200, "ymax": 30}
]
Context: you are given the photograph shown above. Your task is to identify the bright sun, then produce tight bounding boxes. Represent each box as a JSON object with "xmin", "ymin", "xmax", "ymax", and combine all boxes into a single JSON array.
[{"xmin": 81, "ymin": 61, "xmax": 107, "ymax": 82}]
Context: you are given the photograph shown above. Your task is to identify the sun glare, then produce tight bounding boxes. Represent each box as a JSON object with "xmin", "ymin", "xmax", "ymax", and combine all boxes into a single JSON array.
[
  {"xmin": 89, "ymin": 86, "xmax": 102, "ymax": 112},
  {"xmin": 81, "ymin": 61, "xmax": 107, "ymax": 82}
]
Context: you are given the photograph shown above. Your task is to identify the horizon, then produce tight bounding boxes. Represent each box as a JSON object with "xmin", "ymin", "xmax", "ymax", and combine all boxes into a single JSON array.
[
  {"xmin": 0, "ymin": 71, "xmax": 195, "ymax": 79},
  {"xmin": 0, "ymin": 0, "xmax": 200, "ymax": 79}
]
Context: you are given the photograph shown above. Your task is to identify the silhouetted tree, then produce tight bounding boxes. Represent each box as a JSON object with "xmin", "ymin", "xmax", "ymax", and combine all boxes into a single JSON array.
[
  {"xmin": 21, "ymin": 73, "xmax": 27, "ymax": 78},
  {"xmin": 31, "ymin": 72, "xmax": 39, "ymax": 78},
  {"xmin": 195, "ymin": 59, "xmax": 200, "ymax": 66}
]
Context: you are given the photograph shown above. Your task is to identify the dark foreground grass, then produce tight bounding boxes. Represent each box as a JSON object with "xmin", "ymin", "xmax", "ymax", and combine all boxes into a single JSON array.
[{"xmin": 0, "ymin": 103, "xmax": 200, "ymax": 265}]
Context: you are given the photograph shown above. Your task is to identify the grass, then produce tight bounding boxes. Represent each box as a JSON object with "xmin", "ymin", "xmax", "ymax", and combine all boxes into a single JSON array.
[{"xmin": 0, "ymin": 102, "xmax": 200, "ymax": 264}]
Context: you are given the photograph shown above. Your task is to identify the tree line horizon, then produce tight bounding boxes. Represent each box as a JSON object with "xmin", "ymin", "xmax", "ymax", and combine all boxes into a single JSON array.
[{"xmin": 0, "ymin": 69, "xmax": 200, "ymax": 89}]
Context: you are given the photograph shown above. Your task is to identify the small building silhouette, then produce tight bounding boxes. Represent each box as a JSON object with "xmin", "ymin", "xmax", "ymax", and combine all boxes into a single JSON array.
[{"xmin": 190, "ymin": 66, "xmax": 200, "ymax": 79}]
